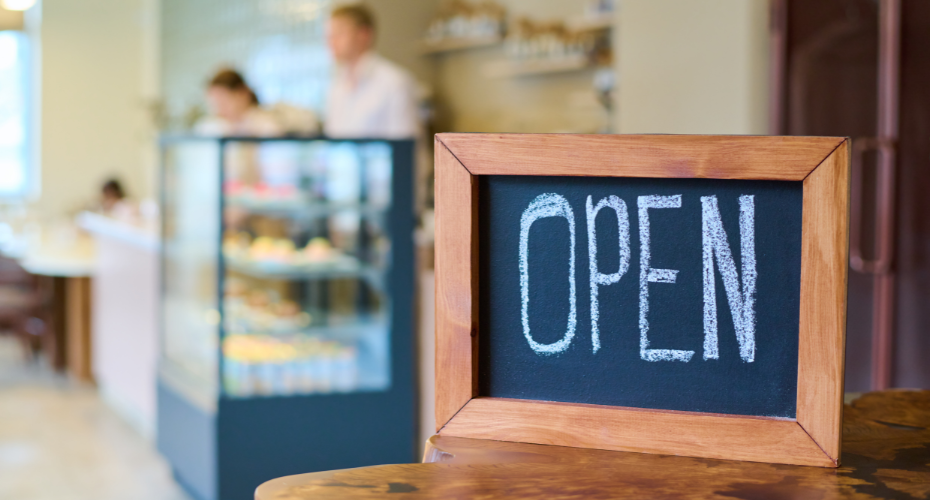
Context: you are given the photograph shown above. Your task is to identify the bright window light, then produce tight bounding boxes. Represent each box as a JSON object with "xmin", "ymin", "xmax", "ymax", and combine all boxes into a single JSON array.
[
  {"xmin": 1, "ymin": 0, "xmax": 36, "ymax": 11},
  {"xmin": 0, "ymin": 31, "xmax": 29, "ymax": 197},
  {"xmin": 0, "ymin": 35, "xmax": 17, "ymax": 70}
]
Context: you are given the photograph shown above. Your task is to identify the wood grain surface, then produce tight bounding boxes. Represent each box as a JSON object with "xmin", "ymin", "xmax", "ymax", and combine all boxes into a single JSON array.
[
  {"xmin": 65, "ymin": 277, "xmax": 93, "ymax": 382},
  {"xmin": 433, "ymin": 139, "xmax": 478, "ymax": 430},
  {"xmin": 439, "ymin": 397, "xmax": 834, "ymax": 466},
  {"xmin": 437, "ymin": 134, "xmax": 845, "ymax": 180},
  {"xmin": 797, "ymin": 140, "xmax": 851, "ymax": 465},
  {"xmin": 256, "ymin": 391, "xmax": 930, "ymax": 500}
]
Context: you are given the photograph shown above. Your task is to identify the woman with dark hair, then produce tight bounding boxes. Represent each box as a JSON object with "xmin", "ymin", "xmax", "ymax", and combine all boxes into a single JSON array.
[
  {"xmin": 196, "ymin": 68, "xmax": 282, "ymax": 136},
  {"xmin": 100, "ymin": 178, "xmax": 125, "ymax": 213}
]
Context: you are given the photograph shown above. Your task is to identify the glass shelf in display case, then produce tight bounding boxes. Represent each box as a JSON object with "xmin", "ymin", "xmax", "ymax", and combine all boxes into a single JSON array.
[{"xmin": 157, "ymin": 136, "xmax": 416, "ymax": 500}]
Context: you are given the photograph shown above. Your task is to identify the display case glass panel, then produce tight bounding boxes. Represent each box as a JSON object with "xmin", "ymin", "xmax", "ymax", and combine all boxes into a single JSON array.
[
  {"xmin": 161, "ymin": 137, "xmax": 403, "ymax": 400},
  {"xmin": 220, "ymin": 139, "xmax": 394, "ymax": 398},
  {"xmin": 159, "ymin": 136, "xmax": 416, "ymax": 499},
  {"xmin": 162, "ymin": 140, "xmax": 222, "ymax": 397}
]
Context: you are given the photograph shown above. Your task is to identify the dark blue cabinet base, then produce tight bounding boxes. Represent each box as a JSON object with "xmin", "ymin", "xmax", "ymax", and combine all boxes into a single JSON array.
[{"xmin": 158, "ymin": 382, "xmax": 417, "ymax": 500}]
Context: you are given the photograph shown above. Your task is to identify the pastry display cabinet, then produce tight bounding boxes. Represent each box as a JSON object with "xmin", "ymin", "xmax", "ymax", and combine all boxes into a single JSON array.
[{"xmin": 157, "ymin": 136, "xmax": 416, "ymax": 500}]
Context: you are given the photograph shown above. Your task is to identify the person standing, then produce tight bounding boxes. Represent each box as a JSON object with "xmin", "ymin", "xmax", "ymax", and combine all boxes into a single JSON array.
[
  {"xmin": 324, "ymin": 4, "xmax": 422, "ymax": 319},
  {"xmin": 325, "ymin": 4, "xmax": 420, "ymax": 139},
  {"xmin": 197, "ymin": 69, "xmax": 282, "ymax": 137}
]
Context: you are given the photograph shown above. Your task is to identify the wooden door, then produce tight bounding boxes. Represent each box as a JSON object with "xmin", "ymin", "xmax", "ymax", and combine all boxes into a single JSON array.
[{"xmin": 775, "ymin": 0, "xmax": 930, "ymax": 390}]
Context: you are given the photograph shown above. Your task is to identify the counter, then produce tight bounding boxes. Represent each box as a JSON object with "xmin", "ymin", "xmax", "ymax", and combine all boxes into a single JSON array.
[{"xmin": 78, "ymin": 211, "xmax": 160, "ymax": 438}]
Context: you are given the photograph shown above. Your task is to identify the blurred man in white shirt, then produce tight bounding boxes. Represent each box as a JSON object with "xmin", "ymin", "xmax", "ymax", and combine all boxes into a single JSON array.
[{"xmin": 325, "ymin": 4, "xmax": 420, "ymax": 139}]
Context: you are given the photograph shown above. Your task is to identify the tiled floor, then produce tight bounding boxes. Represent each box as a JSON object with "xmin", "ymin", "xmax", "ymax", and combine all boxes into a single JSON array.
[{"xmin": 0, "ymin": 337, "xmax": 190, "ymax": 500}]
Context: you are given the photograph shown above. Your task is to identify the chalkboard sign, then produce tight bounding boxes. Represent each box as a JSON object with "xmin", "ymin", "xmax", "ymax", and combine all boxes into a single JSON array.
[
  {"xmin": 435, "ymin": 134, "xmax": 849, "ymax": 468},
  {"xmin": 478, "ymin": 176, "xmax": 802, "ymax": 418}
]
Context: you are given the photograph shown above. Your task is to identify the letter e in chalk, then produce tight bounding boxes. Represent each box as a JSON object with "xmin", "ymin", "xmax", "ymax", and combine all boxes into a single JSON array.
[{"xmin": 638, "ymin": 195, "xmax": 694, "ymax": 362}]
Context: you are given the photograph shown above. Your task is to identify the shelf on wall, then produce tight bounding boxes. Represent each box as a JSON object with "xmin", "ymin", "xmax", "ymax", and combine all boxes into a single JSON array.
[
  {"xmin": 420, "ymin": 35, "xmax": 502, "ymax": 55},
  {"xmin": 484, "ymin": 56, "xmax": 601, "ymax": 78},
  {"xmin": 567, "ymin": 13, "xmax": 615, "ymax": 32}
]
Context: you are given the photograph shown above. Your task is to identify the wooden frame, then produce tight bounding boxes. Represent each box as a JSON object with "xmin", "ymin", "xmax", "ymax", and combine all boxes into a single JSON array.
[{"xmin": 434, "ymin": 134, "xmax": 849, "ymax": 467}]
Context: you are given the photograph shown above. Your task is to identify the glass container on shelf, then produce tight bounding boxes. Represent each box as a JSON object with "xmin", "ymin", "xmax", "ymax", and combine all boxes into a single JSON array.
[
  {"xmin": 159, "ymin": 136, "xmax": 416, "ymax": 500},
  {"xmin": 218, "ymin": 140, "xmax": 395, "ymax": 398}
]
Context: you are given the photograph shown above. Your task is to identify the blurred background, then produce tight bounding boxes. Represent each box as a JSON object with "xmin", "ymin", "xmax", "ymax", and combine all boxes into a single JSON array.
[{"xmin": 0, "ymin": 0, "xmax": 925, "ymax": 499}]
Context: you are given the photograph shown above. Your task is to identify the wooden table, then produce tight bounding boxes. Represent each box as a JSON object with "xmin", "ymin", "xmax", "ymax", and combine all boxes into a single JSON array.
[
  {"xmin": 256, "ymin": 390, "xmax": 930, "ymax": 499},
  {"xmin": 19, "ymin": 241, "xmax": 95, "ymax": 382}
]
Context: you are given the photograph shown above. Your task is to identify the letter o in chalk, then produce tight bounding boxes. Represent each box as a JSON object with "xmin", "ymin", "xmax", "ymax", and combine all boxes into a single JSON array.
[{"xmin": 519, "ymin": 193, "xmax": 577, "ymax": 355}]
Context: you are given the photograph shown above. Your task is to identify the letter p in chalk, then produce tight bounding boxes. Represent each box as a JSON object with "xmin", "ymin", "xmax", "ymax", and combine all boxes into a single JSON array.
[{"xmin": 586, "ymin": 195, "xmax": 630, "ymax": 353}]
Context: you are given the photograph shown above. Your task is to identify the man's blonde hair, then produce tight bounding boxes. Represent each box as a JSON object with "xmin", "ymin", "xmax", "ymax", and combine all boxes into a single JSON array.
[{"xmin": 331, "ymin": 3, "xmax": 375, "ymax": 31}]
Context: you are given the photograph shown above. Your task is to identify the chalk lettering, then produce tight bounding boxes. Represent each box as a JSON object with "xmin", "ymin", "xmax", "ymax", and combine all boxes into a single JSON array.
[
  {"xmin": 520, "ymin": 193, "xmax": 577, "ymax": 355},
  {"xmin": 638, "ymin": 195, "xmax": 694, "ymax": 362},
  {"xmin": 701, "ymin": 195, "xmax": 757, "ymax": 362},
  {"xmin": 586, "ymin": 195, "xmax": 631, "ymax": 353},
  {"xmin": 519, "ymin": 192, "xmax": 759, "ymax": 362}
]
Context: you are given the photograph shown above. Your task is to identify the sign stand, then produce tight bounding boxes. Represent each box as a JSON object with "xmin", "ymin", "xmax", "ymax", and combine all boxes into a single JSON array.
[{"xmin": 434, "ymin": 134, "xmax": 849, "ymax": 467}]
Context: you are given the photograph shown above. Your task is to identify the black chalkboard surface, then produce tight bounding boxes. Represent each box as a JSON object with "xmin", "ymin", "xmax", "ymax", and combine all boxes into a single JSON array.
[{"xmin": 478, "ymin": 175, "xmax": 803, "ymax": 418}]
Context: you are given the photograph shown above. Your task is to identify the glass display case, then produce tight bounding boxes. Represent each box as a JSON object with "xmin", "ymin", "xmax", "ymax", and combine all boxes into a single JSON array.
[{"xmin": 157, "ymin": 136, "xmax": 416, "ymax": 500}]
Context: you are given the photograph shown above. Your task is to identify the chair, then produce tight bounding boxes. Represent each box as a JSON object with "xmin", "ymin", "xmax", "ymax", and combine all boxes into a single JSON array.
[{"xmin": 0, "ymin": 256, "xmax": 47, "ymax": 360}]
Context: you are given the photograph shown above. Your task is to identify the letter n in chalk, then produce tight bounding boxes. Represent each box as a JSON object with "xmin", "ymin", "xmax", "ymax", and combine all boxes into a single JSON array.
[{"xmin": 701, "ymin": 195, "xmax": 757, "ymax": 362}]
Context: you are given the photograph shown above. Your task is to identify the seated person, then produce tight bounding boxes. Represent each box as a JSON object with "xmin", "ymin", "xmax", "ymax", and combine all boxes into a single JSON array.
[{"xmin": 100, "ymin": 179, "xmax": 125, "ymax": 213}]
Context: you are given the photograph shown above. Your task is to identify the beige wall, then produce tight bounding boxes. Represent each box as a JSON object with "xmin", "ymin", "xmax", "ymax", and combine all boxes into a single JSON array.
[
  {"xmin": 431, "ymin": 0, "xmax": 609, "ymax": 133},
  {"xmin": 365, "ymin": 0, "xmax": 773, "ymax": 136},
  {"xmin": 35, "ymin": 0, "xmax": 155, "ymax": 215},
  {"xmin": 369, "ymin": 0, "xmax": 437, "ymax": 87},
  {"xmin": 616, "ymin": 0, "xmax": 770, "ymax": 135}
]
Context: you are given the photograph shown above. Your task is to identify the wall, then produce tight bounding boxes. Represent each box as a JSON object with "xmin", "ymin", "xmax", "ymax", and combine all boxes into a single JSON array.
[
  {"xmin": 35, "ymin": 0, "xmax": 155, "ymax": 215},
  {"xmin": 431, "ymin": 0, "xmax": 611, "ymax": 133},
  {"xmin": 616, "ymin": 0, "xmax": 770, "ymax": 135},
  {"xmin": 160, "ymin": 0, "xmax": 330, "ymax": 126},
  {"xmin": 160, "ymin": 0, "xmax": 435, "ymax": 128},
  {"xmin": 0, "ymin": 7, "xmax": 23, "ymax": 30},
  {"xmin": 368, "ymin": 0, "xmax": 437, "ymax": 87}
]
